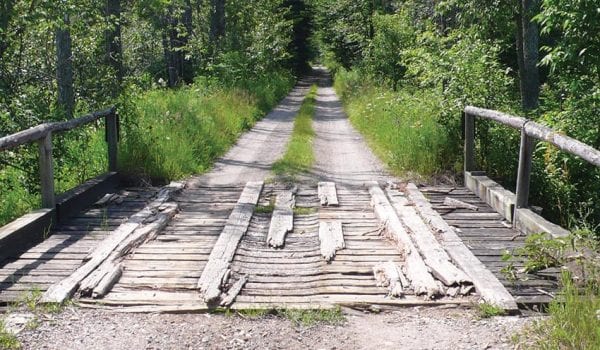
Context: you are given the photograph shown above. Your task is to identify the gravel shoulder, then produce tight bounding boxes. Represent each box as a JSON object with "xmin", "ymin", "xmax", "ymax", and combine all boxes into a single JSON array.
[{"xmin": 15, "ymin": 306, "xmax": 539, "ymax": 350}]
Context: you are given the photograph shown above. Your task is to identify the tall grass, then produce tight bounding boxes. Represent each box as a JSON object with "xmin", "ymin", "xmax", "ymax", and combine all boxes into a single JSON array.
[
  {"xmin": 272, "ymin": 85, "xmax": 317, "ymax": 178},
  {"xmin": 119, "ymin": 71, "xmax": 294, "ymax": 181},
  {"xmin": 334, "ymin": 69, "xmax": 452, "ymax": 178}
]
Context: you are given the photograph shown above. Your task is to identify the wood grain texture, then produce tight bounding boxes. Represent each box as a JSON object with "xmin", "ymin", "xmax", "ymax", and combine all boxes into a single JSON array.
[
  {"xmin": 266, "ymin": 191, "xmax": 295, "ymax": 248},
  {"xmin": 318, "ymin": 182, "xmax": 339, "ymax": 206},
  {"xmin": 197, "ymin": 181, "xmax": 263, "ymax": 303},
  {"xmin": 318, "ymin": 221, "xmax": 344, "ymax": 261}
]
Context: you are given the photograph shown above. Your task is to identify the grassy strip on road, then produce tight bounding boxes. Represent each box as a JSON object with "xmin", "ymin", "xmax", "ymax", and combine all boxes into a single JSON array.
[{"xmin": 272, "ymin": 85, "xmax": 318, "ymax": 179}]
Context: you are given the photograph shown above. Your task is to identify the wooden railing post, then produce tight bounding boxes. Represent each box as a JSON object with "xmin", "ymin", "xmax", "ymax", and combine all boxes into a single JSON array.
[
  {"xmin": 38, "ymin": 132, "xmax": 55, "ymax": 208},
  {"xmin": 464, "ymin": 112, "xmax": 476, "ymax": 172},
  {"xmin": 515, "ymin": 126, "xmax": 535, "ymax": 215},
  {"xmin": 106, "ymin": 111, "xmax": 118, "ymax": 172}
]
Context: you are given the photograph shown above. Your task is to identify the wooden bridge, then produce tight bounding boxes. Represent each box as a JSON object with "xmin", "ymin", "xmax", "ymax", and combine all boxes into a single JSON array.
[{"xmin": 1, "ymin": 77, "xmax": 599, "ymax": 314}]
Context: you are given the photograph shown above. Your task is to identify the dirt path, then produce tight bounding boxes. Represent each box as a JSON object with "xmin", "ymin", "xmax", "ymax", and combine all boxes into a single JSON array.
[
  {"xmin": 15, "ymin": 307, "xmax": 536, "ymax": 349},
  {"xmin": 310, "ymin": 67, "xmax": 389, "ymax": 185},
  {"xmin": 188, "ymin": 78, "xmax": 314, "ymax": 187}
]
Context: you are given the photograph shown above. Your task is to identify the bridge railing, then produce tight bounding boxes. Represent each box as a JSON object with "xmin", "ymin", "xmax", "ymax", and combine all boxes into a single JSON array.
[
  {"xmin": 463, "ymin": 106, "xmax": 600, "ymax": 222},
  {"xmin": 0, "ymin": 107, "xmax": 118, "ymax": 208}
]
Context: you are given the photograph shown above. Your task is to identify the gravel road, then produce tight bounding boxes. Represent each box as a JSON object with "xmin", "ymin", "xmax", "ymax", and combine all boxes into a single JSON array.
[{"xmin": 15, "ymin": 306, "xmax": 537, "ymax": 350}]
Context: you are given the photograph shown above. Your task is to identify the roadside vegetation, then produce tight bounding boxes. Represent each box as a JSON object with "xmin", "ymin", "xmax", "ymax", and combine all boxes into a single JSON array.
[
  {"xmin": 272, "ymin": 85, "xmax": 318, "ymax": 179},
  {"xmin": 313, "ymin": 0, "xmax": 600, "ymax": 232},
  {"xmin": 505, "ymin": 229, "xmax": 600, "ymax": 349},
  {"xmin": 0, "ymin": 1, "xmax": 314, "ymax": 227}
]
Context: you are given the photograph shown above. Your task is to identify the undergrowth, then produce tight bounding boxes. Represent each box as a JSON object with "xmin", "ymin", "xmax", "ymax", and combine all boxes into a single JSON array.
[
  {"xmin": 118, "ymin": 71, "xmax": 294, "ymax": 181},
  {"xmin": 477, "ymin": 302, "xmax": 506, "ymax": 318},
  {"xmin": 231, "ymin": 307, "xmax": 346, "ymax": 327},
  {"xmin": 334, "ymin": 69, "xmax": 452, "ymax": 179},
  {"xmin": 272, "ymin": 85, "xmax": 318, "ymax": 179},
  {"xmin": 506, "ymin": 230, "xmax": 600, "ymax": 349}
]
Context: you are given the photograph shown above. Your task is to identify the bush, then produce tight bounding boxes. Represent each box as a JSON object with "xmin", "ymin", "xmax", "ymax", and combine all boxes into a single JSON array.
[{"xmin": 118, "ymin": 71, "xmax": 294, "ymax": 181}]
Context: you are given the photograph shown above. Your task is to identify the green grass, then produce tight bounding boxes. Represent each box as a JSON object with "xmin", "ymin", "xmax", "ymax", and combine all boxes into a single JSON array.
[
  {"xmin": 119, "ymin": 72, "xmax": 294, "ymax": 181},
  {"xmin": 0, "ymin": 321, "xmax": 20, "ymax": 350},
  {"xmin": 293, "ymin": 206, "xmax": 317, "ymax": 215},
  {"xmin": 333, "ymin": 69, "xmax": 453, "ymax": 179},
  {"xmin": 272, "ymin": 85, "xmax": 318, "ymax": 179},
  {"xmin": 278, "ymin": 307, "xmax": 346, "ymax": 327},
  {"xmin": 477, "ymin": 302, "xmax": 507, "ymax": 318},
  {"xmin": 515, "ymin": 273, "xmax": 600, "ymax": 349}
]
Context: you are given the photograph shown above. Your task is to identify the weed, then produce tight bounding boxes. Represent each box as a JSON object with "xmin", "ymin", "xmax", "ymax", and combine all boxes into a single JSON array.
[
  {"xmin": 0, "ymin": 321, "xmax": 20, "ymax": 350},
  {"xmin": 272, "ymin": 85, "xmax": 317, "ymax": 178},
  {"xmin": 277, "ymin": 306, "xmax": 346, "ymax": 327},
  {"xmin": 293, "ymin": 207, "xmax": 317, "ymax": 215},
  {"xmin": 477, "ymin": 302, "xmax": 506, "ymax": 318},
  {"xmin": 234, "ymin": 308, "xmax": 272, "ymax": 319},
  {"xmin": 254, "ymin": 205, "xmax": 275, "ymax": 214}
]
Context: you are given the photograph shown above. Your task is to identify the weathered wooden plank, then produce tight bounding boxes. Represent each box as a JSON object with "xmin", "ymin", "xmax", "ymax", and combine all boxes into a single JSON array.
[
  {"xmin": 318, "ymin": 182, "xmax": 339, "ymax": 206},
  {"xmin": 318, "ymin": 221, "xmax": 344, "ymax": 262},
  {"xmin": 367, "ymin": 182, "xmax": 442, "ymax": 298},
  {"xmin": 404, "ymin": 183, "xmax": 518, "ymax": 312},
  {"xmin": 197, "ymin": 181, "xmax": 263, "ymax": 303},
  {"xmin": 443, "ymin": 197, "xmax": 479, "ymax": 211},
  {"xmin": 40, "ymin": 182, "xmax": 184, "ymax": 303},
  {"xmin": 80, "ymin": 203, "xmax": 179, "ymax": 298},
  {"xmin": 388, "ymin": 190, "xmax": 471, "ymax": 287},
  {"xmin": 266, "ymin": 191, "xmax": 295, "ymax": 248},
  {"xmin": 373, "ymin": 261, "xmax": 407, "ymax": 297},
  {"xmin": 220, "ymin": 275, "xmax": 248, "ymax": 306}
]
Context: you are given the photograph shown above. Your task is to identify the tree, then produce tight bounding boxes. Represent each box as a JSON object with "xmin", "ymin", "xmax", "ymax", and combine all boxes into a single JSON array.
[
  {"xmin": 105, "ymin": 0, "xmax": 124, "ymax": 92},
  {"xmin": 210, "ymin": 0, "xmax": 225, "ymax": 52},
  {"xmin": 56, "ymin": 13, "xmax": 74, "ymax": 119},
  {"xmin": 520, "ymin": 0, "xmax": 540, "ymax": 110}
]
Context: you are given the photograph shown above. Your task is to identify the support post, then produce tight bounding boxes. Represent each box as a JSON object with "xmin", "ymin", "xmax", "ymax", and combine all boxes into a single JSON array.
[
  {"xmin": 514, "ymin": 127, "xmax": 535, "ymax": 218},
  {"xmin": 464, "ymin": 112, "xmax": 475, "ymax": 173},
  {"xmin": 38, "ymin": 132, "xmax": 55, "ymax": 208},
  {"xmin": 106, "ymin": 112, "xmax": 118, "ymax": 172}
]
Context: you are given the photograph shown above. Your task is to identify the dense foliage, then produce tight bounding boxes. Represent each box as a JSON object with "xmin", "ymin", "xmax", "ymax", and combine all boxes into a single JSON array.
[
  {"xmin": 313, "ymin": 0, "xmax": 600, "ymax": 231},
  {"xmin": 0, "ymin": 0, "xmax": 314, "ymax": 226}
]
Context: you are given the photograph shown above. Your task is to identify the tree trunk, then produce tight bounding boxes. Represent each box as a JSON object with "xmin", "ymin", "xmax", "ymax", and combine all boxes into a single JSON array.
[
  {"xmin": 56, "ymin": 14, "xmax": 74, "ymax": 120},
  {"xmin": 180, "ymin": 0, "xmax": 194, "ymax": 83},
  {"xmin": 210, "ymin": 0, "xmax": 226, "ymax": 52},
  {"xmin": 105, "ymin": 0, "xmax": 123, "ymax": 91},
  {"xmin": 0, "ymin": 2, "xmax": 15, "ymax": 61},
  {"xmin": 520, "ymin": 0, "xmax": 540, "ymax": 111}
]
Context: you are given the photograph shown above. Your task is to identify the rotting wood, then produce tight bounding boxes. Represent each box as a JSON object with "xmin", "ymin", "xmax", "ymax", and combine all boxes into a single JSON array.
[
  {"xmin": 220, "ymin": 275, "xmax": 249, "ymax": 307},
  {"xmin": 443, "ymin": 197, "xmax": 478, "ymax": 211},
  {"xmin": 40, "ymin": 182, "xmax": 184, "ymax": 303},
  {"xmin": 367, "ymin": 181, "xmax": 442, "ymax": 298},
  {"xmin": 318, "ymin": 221, "xmax": 344, "ymax": 262},
  {"xmin": 318, "ymin": 182, "xmax": 339, "ymax": 206},
  {"xmin": 389, "ymin": 190, "xmax": 472, "ymax": 287},
  {"xmin": 373, "ymin": 261, "xmax": 407, "ymax": 297},
  {"xmin": 197, "ymin": 181, "xmax": 263, "ymax": 304},
  {"xmin": 81, "ymin": 203, "xmax": 179, "ymax": 298},
  {"xmin": 92, "ymin": 265, "xmax": 122, "ymax": 298},
  {"xmin": 404, "ymin": 183, "xmax": 518, "ymax": 311},
  {"xmin": 266, "ymin": 190, "xmax": 295, "ymax": 248}
]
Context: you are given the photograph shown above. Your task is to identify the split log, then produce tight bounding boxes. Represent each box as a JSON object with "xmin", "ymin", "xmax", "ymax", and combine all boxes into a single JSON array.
[
  {"xmin": 40, "ymin": 182, "xmax": 184, "ymax": 303},
  {"xmin": 92, "ymin": 265, "xmax": 122, "ymax": 298},
  {"xmin": 220, "ymin": 275, "xmax": 249, "ymax": 307},
  {"xmin": 443, "ymin": 197, "xmax": 479, "ymax": 211},
  {"xmin": 318, "ymin": 182, "xmax": 339, "ymax": 206},
  {"xmin": 388, "ymin": 190, "xmax": 472, "ymax": 287},
  {"xmin": 198, "ymin": 181, "xmax": 263, "ymax": 304},
  {"xmin": 404, "ymin": 183, "xmax": 518, "ymax": 311},
  {"xmin": 80, "ymin": 203, "xmax": 178, "ymax": 298},
  {"xmin": 373, "ymin": 261, "xmax": 407, "ymax": 297},
  {"xmin": 319, "ymin": 221, "xmax": 344, "ymax": 262},
  {"xmin": 367, "ymin": 181, "xmax": 443, "ymax": 298},
  {"xmin": 266, "ymin": 191, "xmax": 295, "ymax": 248}
]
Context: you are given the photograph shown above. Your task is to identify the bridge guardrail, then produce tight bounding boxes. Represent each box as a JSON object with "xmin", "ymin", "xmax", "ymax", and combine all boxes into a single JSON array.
[
  {"xmin": 0, "ymin": 107, "xmax": 118, "ymax": 208},
  {"xmin": 463, "ymin": 106, "xmax": 600, "ymax": 225}
]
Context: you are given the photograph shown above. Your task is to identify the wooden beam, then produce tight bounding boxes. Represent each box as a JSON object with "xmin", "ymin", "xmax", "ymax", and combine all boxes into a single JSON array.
[
  {"xmin": 388, "ymin": 189, "xmax": 472, "ymax": 287},
  {"xmin": 515, "ymin": 128, "xmax": 535, "ymax": 211},
  {"xmin": 105, "ymin": 112, "xmax": 118, "ymax": 172},
  {"xmin": 367, "ymin": 181, "xmax": 442, "ymax": 298},
  {"xmin": 404, "ymin": 183, "xmax": 519, "ymax": 312},
  {"xmin": 266, "ymin": 191, "xmax": 295, "ymax": 248},
  {"xmin": 319, "ymin": 221, "xmax": 344, "ymax": 262},
  {"xmin": 373, "ymin": 261, "xmax": 407, "ymax": 297},
  {"xmin": 464, "ymin": 112, "xmax": 475, "ymax": 172},
  {"xmin": 464, "ymin": 106, "xmax": 527, "ymax": 130},
  {"xmin": 40, "ymin": 182, "xmax": 184, "ymax": 303},
  {"xmin": 318, "ymin": 182, "xmax": 339, "ymax": 206},
  {"xmin": 197, "ymin": 181, "xmax": 263, "ymax": 304},
  {"xmin": 38, "ymin": 132, "xmax": 55, "ymax": 208}
]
